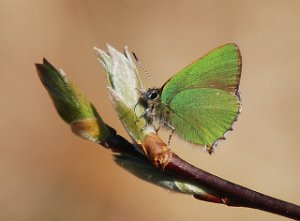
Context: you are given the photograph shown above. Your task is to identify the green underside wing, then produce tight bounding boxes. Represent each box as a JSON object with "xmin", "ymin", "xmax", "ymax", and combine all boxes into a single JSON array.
[{"xmin": 160, "ymin": 43, "xmax": 242, "ymax": 151}]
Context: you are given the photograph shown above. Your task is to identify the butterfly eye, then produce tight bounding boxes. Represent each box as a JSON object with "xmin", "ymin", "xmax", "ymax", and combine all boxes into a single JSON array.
[{"xmin": 149, "ymin": 90, "xmax": 159, "ymax": 100}]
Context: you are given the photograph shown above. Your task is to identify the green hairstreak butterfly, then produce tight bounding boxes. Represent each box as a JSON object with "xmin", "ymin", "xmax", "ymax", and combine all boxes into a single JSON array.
[{"xmin": 138, "ymin": 43, "xmax": 242, "ymax": 153}]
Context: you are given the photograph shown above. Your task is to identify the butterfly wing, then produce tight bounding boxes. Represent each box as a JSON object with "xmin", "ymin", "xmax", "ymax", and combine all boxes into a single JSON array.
[
  {"xmin": 161, "ymin": 43, "xmax": 241, "ymax": 150},
  {"xmin": 166, "ymin": 88, "xmax": 240, "ymax": 149}
]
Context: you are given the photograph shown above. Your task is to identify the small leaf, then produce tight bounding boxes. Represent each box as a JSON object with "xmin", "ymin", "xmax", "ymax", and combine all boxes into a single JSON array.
[
  {"xmin": 95, "ymin": 45, "xmax": 155, "ymax": 143},
  {"xmin": 114, "ymin": 153, "xmax": 219, "ymax": 196}
]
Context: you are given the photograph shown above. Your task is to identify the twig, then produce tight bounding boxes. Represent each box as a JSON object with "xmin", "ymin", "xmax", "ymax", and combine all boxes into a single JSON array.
[
  {"xmin": 166, "ymin": 152, "xmax": 300, "ymax": 220},
  {"xmin": 105, "ymin": 128, "xmax": 300, "ymax": 220}
]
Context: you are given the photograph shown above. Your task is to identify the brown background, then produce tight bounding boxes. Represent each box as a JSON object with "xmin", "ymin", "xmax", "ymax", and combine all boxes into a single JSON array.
[{"xmin": 1, "ymin": 0, "xmax": 300, "ymax": 220}]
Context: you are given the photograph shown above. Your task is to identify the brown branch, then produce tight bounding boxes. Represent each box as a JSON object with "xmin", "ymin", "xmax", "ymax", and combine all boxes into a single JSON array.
[
  {"xmin": 166, "ymin": 152, "xmax": 300, "ymax": 220},
  {"xmin": 105, "ymin": 128, "xmax": 300, "ymax": 220}
]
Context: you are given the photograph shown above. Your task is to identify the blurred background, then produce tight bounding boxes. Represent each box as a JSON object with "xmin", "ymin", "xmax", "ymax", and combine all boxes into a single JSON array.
[{"xmin": 1, "ymin": 0, "xmax": 300, "ymax": 220}]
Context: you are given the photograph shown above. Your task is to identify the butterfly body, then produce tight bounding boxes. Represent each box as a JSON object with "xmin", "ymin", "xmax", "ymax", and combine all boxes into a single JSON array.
[
  {"xmin": 139, "ymin": 87, "xmax": 173, "ymax": 129},
  {"xmin": 138, "ymin": 43, "xmax": 242, "ymax": 153}
]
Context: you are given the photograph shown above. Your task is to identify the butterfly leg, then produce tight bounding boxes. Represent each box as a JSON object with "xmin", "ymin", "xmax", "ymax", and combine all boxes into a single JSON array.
[
  {"xmin": 137, "ymin": 107, "xmax": 156, "ymax": 130},
  {"xmin": 133, "ymin": 101, "xmax": 140, "ymax": 121},
  {"xmin": 134, "ymin": 112, "xmax": 144, "ymax": 124},
  {"xmin": 167, "ymin": 127, "xmax": 175, "ymax": 145},
  {"xmin": 134, "ymin": 102, "xmax": 150, "ymax": 124},
  {"xmin": 134, "ymin": 102, "xmax": 147, "ymax": 124},
  {"xmin": 155, "ymin": 125, "xmax": 161, "ymax": 133},
  {"xmin": 141, "ymin": 117, "xmax": 153, "ymax": 130}
]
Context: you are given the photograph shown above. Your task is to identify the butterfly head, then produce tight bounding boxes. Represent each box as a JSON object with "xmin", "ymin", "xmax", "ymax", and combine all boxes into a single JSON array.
[{"xmin": 138, "ymin": 88, "xmax": 161, "ymax": 108}]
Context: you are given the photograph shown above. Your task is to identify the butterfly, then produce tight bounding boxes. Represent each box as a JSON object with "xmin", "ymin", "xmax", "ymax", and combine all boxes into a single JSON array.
[{"xmin": 138, "ymin": 43, "xmax": 242, "ymax": 153}]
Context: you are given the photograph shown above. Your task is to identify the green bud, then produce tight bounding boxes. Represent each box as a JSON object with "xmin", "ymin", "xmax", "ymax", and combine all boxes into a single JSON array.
[{"xmin": 36, "ymin": 58, "xmax": 110, "ymax": 143}]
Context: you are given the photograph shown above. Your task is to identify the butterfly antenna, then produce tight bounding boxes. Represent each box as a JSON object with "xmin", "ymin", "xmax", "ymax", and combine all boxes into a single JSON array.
[{"xmin": 132, "ymin": 52, "xmax": 155, "ymax": 86}]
